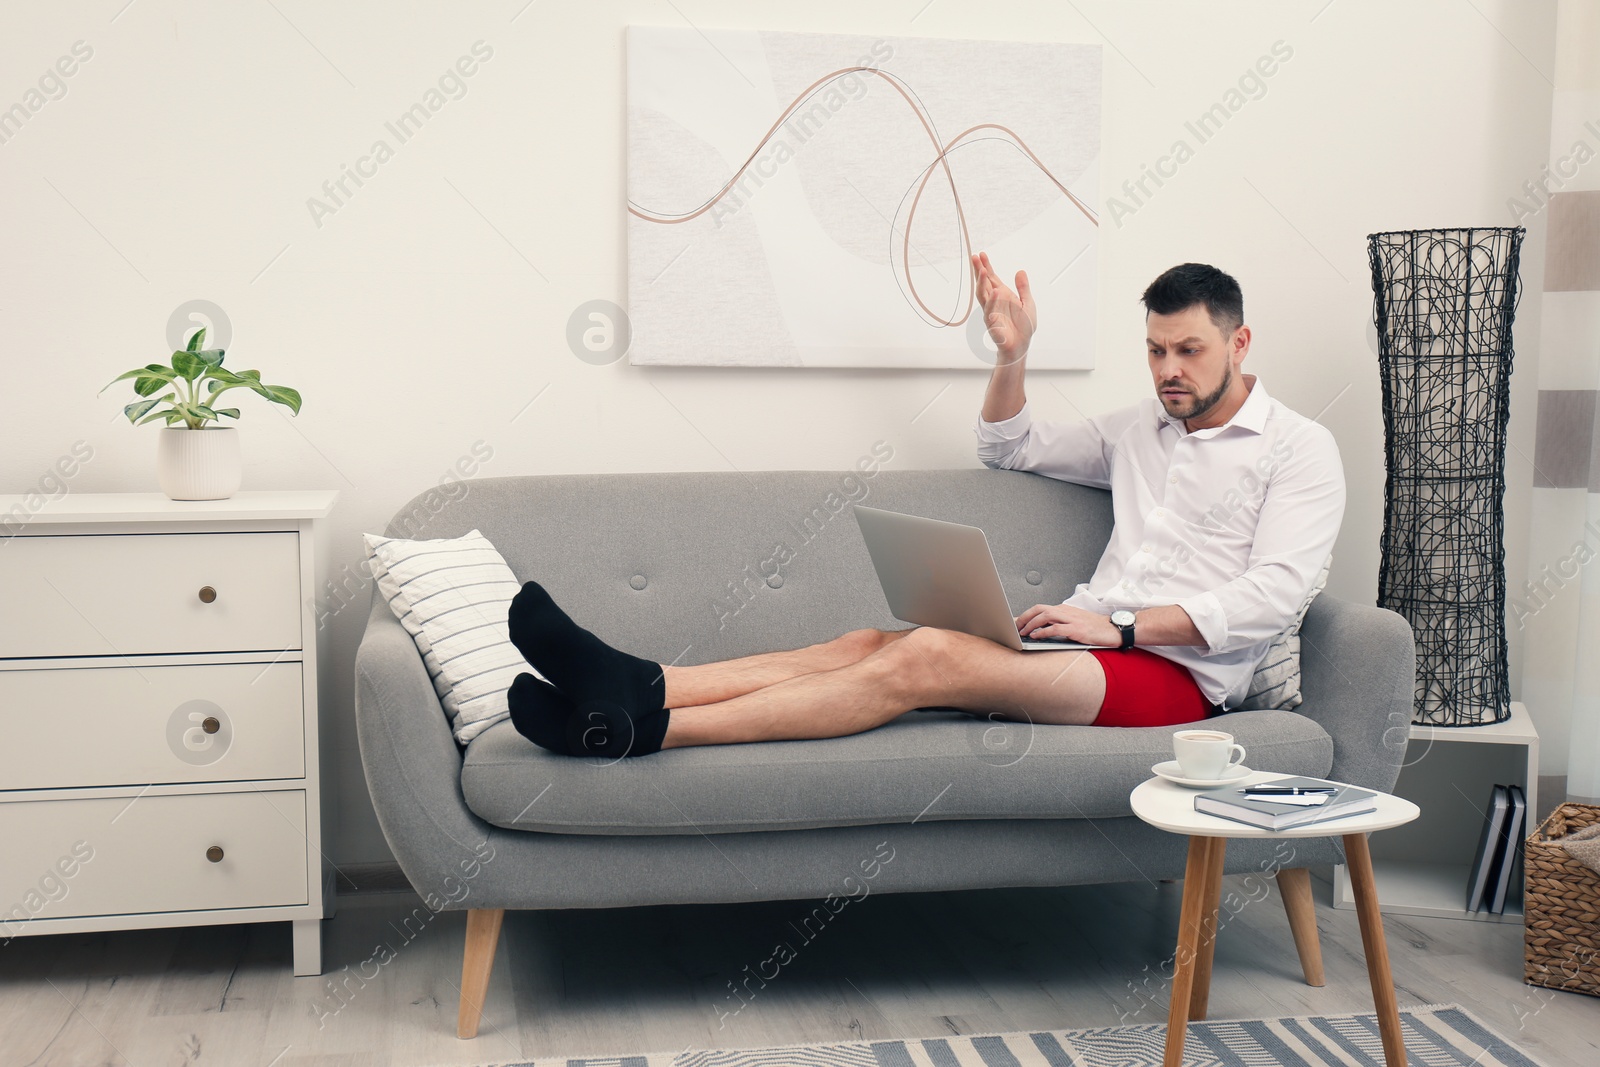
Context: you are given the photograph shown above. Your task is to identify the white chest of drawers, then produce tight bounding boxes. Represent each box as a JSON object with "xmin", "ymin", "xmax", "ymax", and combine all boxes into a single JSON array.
[{"xmin": 0, "ymin": 491, "xmax": 338, "ymax": 976}]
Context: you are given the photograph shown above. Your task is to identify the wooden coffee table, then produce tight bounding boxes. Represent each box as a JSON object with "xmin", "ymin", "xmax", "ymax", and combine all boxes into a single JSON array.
[{"xmin": 1130, "ymin": 771, "xmax": 1420, "ymax": 1067}]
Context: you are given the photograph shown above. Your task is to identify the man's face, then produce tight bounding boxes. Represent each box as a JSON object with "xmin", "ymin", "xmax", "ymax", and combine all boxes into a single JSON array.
[{"xmin": 1146, "ymin": 304, "xmax": 1241, "ymax": 422}]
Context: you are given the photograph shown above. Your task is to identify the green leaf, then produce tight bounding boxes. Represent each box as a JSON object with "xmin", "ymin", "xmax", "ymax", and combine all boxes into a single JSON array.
[
  {"xmin": 101, "ymin": 364, "xmax": 177, "ymax": 393},
  {"xmin": 265, "ymin": 385, "xmax": 302, "ymax": 415},
  {"xmin": 125, "ymin": 392, "xmax": 176, "ymax": 422},
  {"xmin": 236, "ymin": 380, "xmax": 304, "ymax": 414},
  {"xmin": 124, "ymin": 397, "xmax": 162, "ymax": 422},
  {"xmin": 171, "ymin": 350, "xmax": 203, "ymax": 381},
  {"xmin": 236, "ymin": 368, "xmax": 262, "ymax": 382},
  {"xmin": 186, "ymin": 327, "xmax": 206, "ymax": 353},
  {"xmin": 135, "ymin": 408, "xmax": 174, "ymax": 425},
  {"xmin": 194, "ymin": 348, "xmax": 225, "ymax": 368},
  {"xmin": 215, "ymin": 407, "xmax": 241, "ymax": 419},
  {"xmin": 194, "ymin": 404, "xmax": 219, "ymax": 421},
  {"xmin": 203, "ymin": 367, "xmax": 245, "ymax": 386},
  {"xmin": 133, "ymin": 375, "xmax": 169, "ymax": 397}
]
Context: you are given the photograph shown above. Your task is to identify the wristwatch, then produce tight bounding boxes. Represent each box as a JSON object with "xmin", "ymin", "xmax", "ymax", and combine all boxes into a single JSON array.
[{"xmin": 1110, "ymin": 610, "xmax": 1136, "ymax": 650}]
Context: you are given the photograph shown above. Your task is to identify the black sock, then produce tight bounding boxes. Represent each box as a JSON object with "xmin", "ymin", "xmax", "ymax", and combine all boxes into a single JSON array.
[
  {"xmin": 507, "ymin": 581, "xmax": 666, "ymax": 725},
  {"xmin": 565, "ymin": 700, "xmax": 672, "ymax": 759},
  {"xmin": 506, "ymin": 672, "xmax": 576, "ymax": 755}
]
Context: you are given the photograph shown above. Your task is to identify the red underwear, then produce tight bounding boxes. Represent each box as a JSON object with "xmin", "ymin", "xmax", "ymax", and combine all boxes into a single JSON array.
[{"xmin": 1087, "ymin": 647, "xmax": 1217, "ymax": 728}]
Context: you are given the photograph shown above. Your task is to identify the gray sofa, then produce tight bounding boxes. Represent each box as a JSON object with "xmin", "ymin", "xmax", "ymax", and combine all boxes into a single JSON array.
[{"xmin": 353, "ymin": 468, "xmax": 1414, "ymax": 1039}]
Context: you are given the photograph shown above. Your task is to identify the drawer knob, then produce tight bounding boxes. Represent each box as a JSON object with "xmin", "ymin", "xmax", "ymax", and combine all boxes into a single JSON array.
[
  {"xmin": 202, "ymin": 716, "xmax": 220, "ymax": 735},
  {"xmin": 206, "ymin": 846, "xmax": 224, "ymax": 863},
  {"xmin": 198, "ymin": 586, "xmax": 218, "ymax": 604}
]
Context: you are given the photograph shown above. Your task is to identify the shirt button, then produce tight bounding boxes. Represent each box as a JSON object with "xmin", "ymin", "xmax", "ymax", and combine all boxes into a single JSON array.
[
  {"xmin": 1153, "ymin": 508, "xmax": 1165, "ymax": 518},
  {"xmin": 1169, "ymin": 476, "xmax": 1178, "ymax": 484},
  {"xmin": 1143, "ymin": 544, "xmax": 1153, "ymax": 553}
]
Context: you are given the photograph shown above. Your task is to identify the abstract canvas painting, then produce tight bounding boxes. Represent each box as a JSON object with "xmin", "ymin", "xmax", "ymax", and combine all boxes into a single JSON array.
[{"xmin": 626, "ymin": 27, "xmax": 1102, "ymax": 368}]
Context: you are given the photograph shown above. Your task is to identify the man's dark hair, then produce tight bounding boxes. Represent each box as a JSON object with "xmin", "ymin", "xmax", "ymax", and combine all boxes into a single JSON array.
[{"xmin": 1141, "ymin": 263, "xmax": 1243, "ymax": 339}]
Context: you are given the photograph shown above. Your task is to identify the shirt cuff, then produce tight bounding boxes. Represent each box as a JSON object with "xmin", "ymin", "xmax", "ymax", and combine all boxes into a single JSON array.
[
  {"xmin": 1174, "ymin": 592, "xmax": 1228, "ymax": 654},
  {"xmin": 975, "ymin": 401, "xmax": 1033, "ymax": 442}
]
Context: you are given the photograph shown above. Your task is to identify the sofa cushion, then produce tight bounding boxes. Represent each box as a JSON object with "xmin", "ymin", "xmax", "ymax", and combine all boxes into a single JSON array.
[
  {"xmin": 1237, "ymin": 553, "xmax": 1332, "ymax": 713},
  {"xmin": 460, "ymin": 708, "xmax": 1334, "ymax": 835},
  {"xmin": 363, "ymin": 528, "xmax": 530, "ymax": 744}
]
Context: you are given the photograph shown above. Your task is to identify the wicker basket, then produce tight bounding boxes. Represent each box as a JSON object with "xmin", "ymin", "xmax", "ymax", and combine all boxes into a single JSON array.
[{"xmin": 1524, "ymin": 802, "xmax": 1600, "ymax": 996}]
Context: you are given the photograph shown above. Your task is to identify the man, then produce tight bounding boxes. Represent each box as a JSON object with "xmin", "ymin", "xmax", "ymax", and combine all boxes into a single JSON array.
[{"xmin": 505, "ymin": 256, "xmax": 1345, "ymax": 758}]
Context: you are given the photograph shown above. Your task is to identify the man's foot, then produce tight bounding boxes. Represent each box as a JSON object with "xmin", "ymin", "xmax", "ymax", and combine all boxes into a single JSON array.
[
  {"xmin": 507, "ymin": 581, "xmax": 669, "ymax": 754},
  {"xmin": 507, "ymin": 674, "xmax": 672, "ymax": 758},
  {"xmin": 507, "ymin": 580, "xmax": 666, "ymax": 714},
  {"xmin": 567, "ymin": 700, "xmax": 672, "ymax": 759},
  {"xmin": 506, "ymin": 672, "xmax": 574, "ymax": 755}
]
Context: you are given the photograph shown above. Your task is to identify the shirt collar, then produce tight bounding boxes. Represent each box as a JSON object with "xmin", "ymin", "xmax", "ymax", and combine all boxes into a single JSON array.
[{"xmin": 1156, "ymin": 375, "xmax": 1270, "ymax": 438}]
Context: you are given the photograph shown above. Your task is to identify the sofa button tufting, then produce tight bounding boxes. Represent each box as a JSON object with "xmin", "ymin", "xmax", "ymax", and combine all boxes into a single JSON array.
[
  {"xmin": 766, "ymin": 574, "xmax": 784, "ymax": 589},
  {"xmin": 1025, "ymin": 570, "xmax": 1042, "ymax": 585},
  {"xmin": 629, "ymin": 574, "xmax": 648, "ymax": 590}
]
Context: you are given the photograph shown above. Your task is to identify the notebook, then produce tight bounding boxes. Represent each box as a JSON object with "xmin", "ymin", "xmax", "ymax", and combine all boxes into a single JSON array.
[
  {"xmin": 1488, "ymin": 784, "xmax": 1527, "ymax": 915},
  {"xmin": 1466, "ymin": 784, "xmax": 1510, "ymax": 913},
  {"xmin": 1193, "ymin": 776, "xmax": 1378, "ymax": 831}
]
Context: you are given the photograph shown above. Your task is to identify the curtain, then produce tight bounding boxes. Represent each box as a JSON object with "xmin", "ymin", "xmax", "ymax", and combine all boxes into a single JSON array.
[{"xmin": 1520, "ymin": 0, "xmax": 1600, "ymax": 802}]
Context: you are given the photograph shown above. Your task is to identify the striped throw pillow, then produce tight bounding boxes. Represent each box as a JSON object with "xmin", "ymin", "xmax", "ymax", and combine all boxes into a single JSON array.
[
  {"xmin": 363, "ymin": 529, "xmax": 534, "ymax": 744},
  {"xmin": 1237, "ymin": 554, "xmax": 1332, "ymax": 713}
]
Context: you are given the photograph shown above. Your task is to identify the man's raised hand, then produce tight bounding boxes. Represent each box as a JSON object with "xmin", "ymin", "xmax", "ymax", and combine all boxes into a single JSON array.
[{"xmin": 970, "ymin": 251, "xmax": 1036, "ymax": 365}]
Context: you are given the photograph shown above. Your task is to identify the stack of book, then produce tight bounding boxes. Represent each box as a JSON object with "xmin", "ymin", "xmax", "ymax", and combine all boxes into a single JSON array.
[
  {"xmin": 1193, "ymin": 776, "xmax": 1378, "ymax": 830},
  {"xmin": 1466, "ymin": 783, "xmax": 1527, "ymax": 915}
]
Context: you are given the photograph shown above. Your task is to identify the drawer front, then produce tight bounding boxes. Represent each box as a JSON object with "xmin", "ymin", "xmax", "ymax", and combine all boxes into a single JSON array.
[
  {"xmin": 0, "ymin": 532, "xmax": 302, "ymax": 658},
  {"xmin": 0, "ymin": 662, "xmax": 305, "ymax": 789},
  {"xmin": 0, "ymin": 790, "xmax": 309, "ymax": 921}
]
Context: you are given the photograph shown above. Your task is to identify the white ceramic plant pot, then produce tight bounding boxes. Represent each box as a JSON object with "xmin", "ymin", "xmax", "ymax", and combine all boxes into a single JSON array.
[{"xmin": 157, "ymin": 426, "xmax": 242, "ymax": 501}]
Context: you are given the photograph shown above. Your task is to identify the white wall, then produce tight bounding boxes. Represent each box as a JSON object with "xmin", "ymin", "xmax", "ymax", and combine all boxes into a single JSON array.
[{"xmin": 0, "ymin": 1, "xmax": 1558, "ymax": 863}]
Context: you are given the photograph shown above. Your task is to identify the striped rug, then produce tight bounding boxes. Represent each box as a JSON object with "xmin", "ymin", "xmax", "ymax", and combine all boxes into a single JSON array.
[{"xmin": 468, "ymin": 1003, "xmax": 1541, "ymax": 1066}]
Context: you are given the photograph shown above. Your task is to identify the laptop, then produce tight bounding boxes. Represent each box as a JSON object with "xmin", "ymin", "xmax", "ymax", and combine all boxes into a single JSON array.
[{"xmin": 852, "ymin": 504, "xmax": 1092, "ymax": 652}]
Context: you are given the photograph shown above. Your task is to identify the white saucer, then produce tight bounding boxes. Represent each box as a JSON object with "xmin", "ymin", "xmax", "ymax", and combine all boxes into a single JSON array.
[{"xmin": 1151, "ymin": 760, "xmax": 1253, "ymax": 788}]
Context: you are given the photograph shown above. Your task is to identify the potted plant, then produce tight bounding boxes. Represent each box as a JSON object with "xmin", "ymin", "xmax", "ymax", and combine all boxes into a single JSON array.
[{"xmin": 101, "ymin": 328, "xmax": 302, "ymax": 501}]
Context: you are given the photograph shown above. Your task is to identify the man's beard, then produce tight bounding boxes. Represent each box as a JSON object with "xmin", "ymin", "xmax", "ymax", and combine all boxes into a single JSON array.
[{"xmin": 1161, "ymin": 362, "xmax": 1232, "ymax": 421}]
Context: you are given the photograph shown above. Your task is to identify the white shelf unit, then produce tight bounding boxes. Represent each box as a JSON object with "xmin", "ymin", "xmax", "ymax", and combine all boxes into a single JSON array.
[
  {"xmin": 0, "ymin": 491, "xmax": 338, "ymax": 975},
  {"xmin": 1332, "ymin": 701, "xmax": 1538, "ymax": 923}
]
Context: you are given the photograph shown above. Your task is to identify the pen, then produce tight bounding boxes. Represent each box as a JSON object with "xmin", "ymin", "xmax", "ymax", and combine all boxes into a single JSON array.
[{"xmin": 1242, "ymin": 786, "xmax": 1338, "ymax": 796}]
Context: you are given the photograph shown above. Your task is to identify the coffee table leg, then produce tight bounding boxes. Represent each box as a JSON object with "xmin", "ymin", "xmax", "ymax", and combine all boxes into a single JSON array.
[
  {"xmin": 1343, "ymin": 832, "xmax": 1407, "ymax": 1067},
  {"xmin": 1188, "ymin": 836, "xmax": 1227, "ymax": 1021},
  {"xmin": 1164, "ymin": 835, "xmax": 1215, "ymax": 1067}
]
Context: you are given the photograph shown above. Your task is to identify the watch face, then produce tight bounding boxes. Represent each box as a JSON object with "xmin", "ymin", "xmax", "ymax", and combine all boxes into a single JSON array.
[{"xmin": 1112, "ymin": 610, "xmax": 1135, "ymax": 626}]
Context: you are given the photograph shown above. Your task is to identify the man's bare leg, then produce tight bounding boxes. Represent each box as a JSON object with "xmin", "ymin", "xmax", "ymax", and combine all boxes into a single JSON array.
[
  {"xmin": 661, "ymin": 628, "xmax": 909, "ymax": 708},
  {"xmin": 663, "ymin": 626, "xmax": 1107, "ymax": 749}
]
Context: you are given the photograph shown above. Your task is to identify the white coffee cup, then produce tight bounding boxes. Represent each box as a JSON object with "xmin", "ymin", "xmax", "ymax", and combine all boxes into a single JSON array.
[{"xmin": 1172, "ymin": 729, "xmax": 1247, "ymax": 781}]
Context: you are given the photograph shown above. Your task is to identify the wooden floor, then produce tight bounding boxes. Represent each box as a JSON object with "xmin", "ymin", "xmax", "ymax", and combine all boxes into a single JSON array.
[{"xmin": 1, "ymin": 871, "xmax": 1593, "ymax": 1067}]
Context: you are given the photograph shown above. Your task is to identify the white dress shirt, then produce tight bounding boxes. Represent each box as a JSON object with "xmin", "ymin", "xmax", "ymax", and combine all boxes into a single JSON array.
[{"xmin": 974, "ymin": 376, "xmax": 1346, "ymax": 709}]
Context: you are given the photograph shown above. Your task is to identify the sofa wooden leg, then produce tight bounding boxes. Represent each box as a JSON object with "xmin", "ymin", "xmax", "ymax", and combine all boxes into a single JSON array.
[
  {"xmin": 457, "ymin": 908, "xmax": 505, "ymax": 1039},
  {"xmin": 1276, "ymin": 868, "xmax": 1325, "ymax": 986}
]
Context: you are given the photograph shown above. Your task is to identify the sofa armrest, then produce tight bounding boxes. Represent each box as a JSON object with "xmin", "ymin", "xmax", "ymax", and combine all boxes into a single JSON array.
[
  {"xmin": 353, "ymin": 592, "xmax": 500, "ymax": 901},
  {"xmin": 1296, "ymin": 594, "xmax": 1415, "ymax": 795}
]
